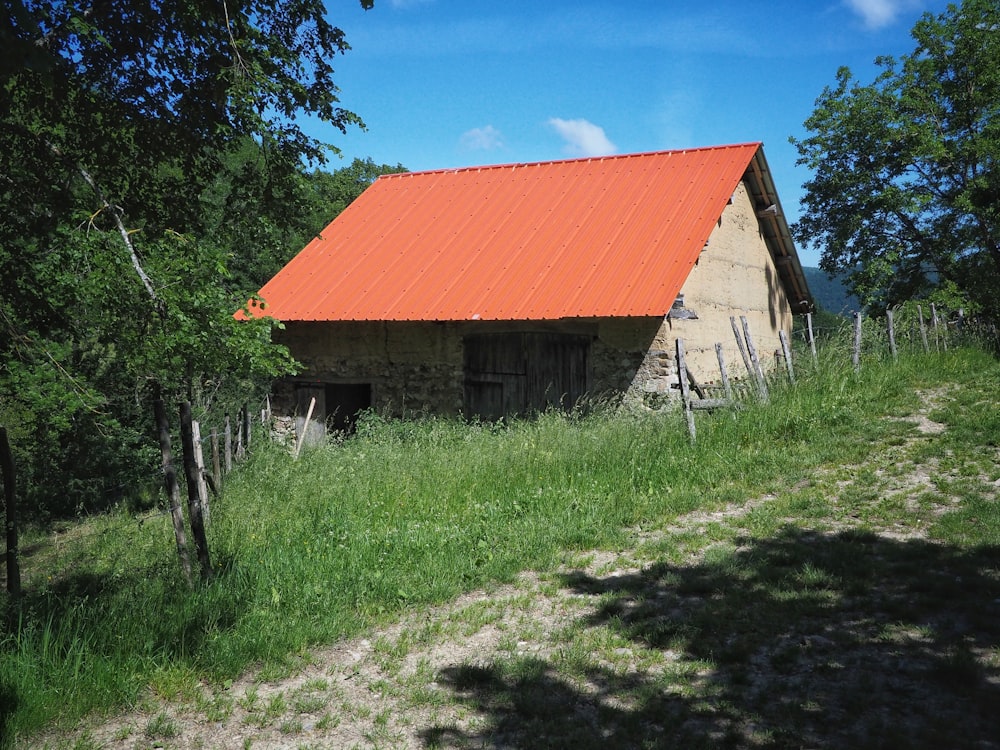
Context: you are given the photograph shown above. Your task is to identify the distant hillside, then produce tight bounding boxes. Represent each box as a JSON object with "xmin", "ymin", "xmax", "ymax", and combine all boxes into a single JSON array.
[{"xmin": 802, "ymin": 266, "xmax": 860, "ymax": 315}]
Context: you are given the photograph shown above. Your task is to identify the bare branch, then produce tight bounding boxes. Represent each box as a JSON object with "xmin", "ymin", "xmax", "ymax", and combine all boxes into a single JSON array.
[{"xmin": 73, "ymin": 162, "xmax": 165, "ymax": 316}]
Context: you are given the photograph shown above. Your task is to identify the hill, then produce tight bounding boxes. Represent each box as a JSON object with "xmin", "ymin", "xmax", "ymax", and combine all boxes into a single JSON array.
[{"xmin": 803, "ymin": 266, "xmax": 860, "ymax": 315}]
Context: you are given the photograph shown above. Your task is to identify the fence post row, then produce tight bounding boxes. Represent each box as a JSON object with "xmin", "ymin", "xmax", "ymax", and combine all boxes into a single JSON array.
[{"xmin": 148, "ymin": 398, "xmax": 267, "ymax": 584}]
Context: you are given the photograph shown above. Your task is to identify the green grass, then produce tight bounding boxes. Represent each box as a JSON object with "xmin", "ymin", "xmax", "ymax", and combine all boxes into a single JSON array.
[{"xmin": 1, "ymin": 344, "xmax": 998, "ymax": 747}]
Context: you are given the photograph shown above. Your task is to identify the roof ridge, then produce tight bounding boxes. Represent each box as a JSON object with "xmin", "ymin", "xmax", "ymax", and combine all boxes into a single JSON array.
[{"xmin": 377, "ymin": 142, "xmax": 763, "ymax": 180}]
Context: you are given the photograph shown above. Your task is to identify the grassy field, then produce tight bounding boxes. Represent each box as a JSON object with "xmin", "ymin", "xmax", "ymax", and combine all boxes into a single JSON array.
[{"xmin": 2, "ymin": 340, "xmax": 998, "ymax": 748}]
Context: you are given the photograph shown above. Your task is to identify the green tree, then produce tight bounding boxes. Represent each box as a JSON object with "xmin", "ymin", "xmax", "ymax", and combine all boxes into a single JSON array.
[
  {"xmin": 206, "ymin": 151, "xmax": 408, "ymax": 292},
  {"xmin": 304, "ymin": 156, "xmax": 409, "ymax": 227},
  {"xmin": 0, "ymin": 0, "xmax": 374, "ymax": 519},
  {"xmin": 792, "ymin": 0, "xmax": 1000, "ymax": 318}
]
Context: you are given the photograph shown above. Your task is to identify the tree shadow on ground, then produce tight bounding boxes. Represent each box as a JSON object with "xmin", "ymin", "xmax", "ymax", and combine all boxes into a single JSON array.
[
  {"xmin": 1, "ymin": 551, "xmax": 244, "ymax": 673},
  {"xmin": 422, "ymin": 527, "xmax": 1000, "ymax": 749},
  {"xmin": 0, "ymin": 683, "xmax": 16, "ymax": 750}
]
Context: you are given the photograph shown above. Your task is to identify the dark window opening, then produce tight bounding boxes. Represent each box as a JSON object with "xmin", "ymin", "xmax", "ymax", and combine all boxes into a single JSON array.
[
  {"xmin": 294, "ymin": 382, "xmax": 372, "ymax": 441},
  {"xmin": 325, "ymin": 383, "xmax": 372, "ymax": 434}
]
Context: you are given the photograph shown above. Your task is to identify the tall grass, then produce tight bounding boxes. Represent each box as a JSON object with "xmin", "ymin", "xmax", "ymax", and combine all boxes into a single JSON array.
[{"xmin": 1, "ymin": 343, "xmax": 996, "ymax": 745}]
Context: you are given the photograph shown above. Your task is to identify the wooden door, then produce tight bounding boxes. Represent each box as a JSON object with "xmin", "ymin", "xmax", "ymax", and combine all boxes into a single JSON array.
[{"xmin": 464, "ymin": 333, "xmax": 589, "ymax": 419}]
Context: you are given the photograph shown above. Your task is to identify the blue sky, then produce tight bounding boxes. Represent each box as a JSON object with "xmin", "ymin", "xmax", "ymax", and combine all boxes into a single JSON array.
[{"xmin": 312, "ymin": 0, "xmax": 952, "ymax": 267}]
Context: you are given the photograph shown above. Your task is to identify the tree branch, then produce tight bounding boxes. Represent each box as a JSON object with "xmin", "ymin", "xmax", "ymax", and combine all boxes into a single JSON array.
[
  {"xmin": 74, "ymin": 165, "xmax": 160, "ymax": 304},
  {"xmin": 37, "ymin": 135, "xmax": 164, "ymax": 314}
]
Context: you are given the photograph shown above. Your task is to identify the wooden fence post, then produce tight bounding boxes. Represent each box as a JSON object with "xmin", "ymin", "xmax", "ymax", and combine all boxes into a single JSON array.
[
  {"xmin": 262, "ymin": 395, "xmax": 272, "ymax": 428},
  {"xmin": 930, "ymin": 302, "xmax": 946, "ymax": 351},
  {"xmin": 191, "ymin": 420, "xmax": 211, "ymax": 527},
  {"xmin": 918, "ymin": 304, "xmax": 930, "ymax": 353},
  {"xmin": 852, "ymin": 312, "xmax": 862, "ymax": 372},
  {"xmin": 295, "ymin": 397, "xmax": 317, "ymax": 459},
  {"xmin": 740, "ymin": 315, "xmax": 769, "ymax": 402},
  {"xmin": 235, "ymin": 407, "xmax": 245, "ymax": 460},
  {"xmin": 778, "ymin": 329, "xmax": 795, "ymax": 384},
  {"xmin": 730, "ymin": 316, "xmax": 754, "ymax": 382},
  {"xmin": 886, "ymin": 307, "xmax": 898, "ymax": 361},
  {"xmin": 0, "ymin": 426, "xmax": 21, "ymax": 601},
  {"xmin": 153, "ymin": 400, "xmax": 192, "ymax": 586},
  {"xmin": 715, "ymin": 342, "xmax": 733, "ymax": 402},
  {"xmin": 211, "ymin": 428, "xmax": 222, "ymax": 492},
  {"xmin": 224, "ymin": 413, "xmax": 233, "ymax": 474},
  {"xmin": 676, "ymin": 339, "xmax": 696, "ymax": 442},
  {"xmin": 179, "ymin": 402, "xmax": 212, "ymax": 580},
  {"xmin": 243, "ymin": 404, "xmax": 252, "ymax": 455},
  {"xmin": 805, "ymin": 312, "xmax": 817, "ymax": 364}
]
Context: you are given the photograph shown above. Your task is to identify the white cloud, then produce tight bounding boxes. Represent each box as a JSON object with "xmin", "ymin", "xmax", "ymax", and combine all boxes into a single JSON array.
[
  {"xmin": 842, "ymin": 0, "xmax": 918, "ymax": 30},
  {"xmin": 547, "ymin": 118, "xmax": 617, "ymax": 158},
  {"xmin": 459, "ymin": 125, "xmax": 504, "ymax": 151}
]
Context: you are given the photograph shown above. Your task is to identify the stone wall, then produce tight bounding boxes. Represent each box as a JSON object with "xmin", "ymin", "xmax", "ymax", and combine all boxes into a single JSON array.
[
  {"xmin": 275, "ymin": 315, "xmax": 679, "ymax": 419},
  {"xmin": 273, "ymin": 321, "xmax": 465, "ymax": 416}
]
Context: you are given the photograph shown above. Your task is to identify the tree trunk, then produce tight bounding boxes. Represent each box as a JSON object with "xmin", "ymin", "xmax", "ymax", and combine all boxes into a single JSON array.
[
  {"xmin": 154, "ymin": 400, "xmax": 192, "ymax": 586},
  {"xmin": 0, "ymin": 426, "xmax": 21, "ymax": 601}
]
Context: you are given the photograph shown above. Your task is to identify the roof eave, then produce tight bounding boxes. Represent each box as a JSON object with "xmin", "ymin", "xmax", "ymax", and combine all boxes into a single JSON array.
[{"xmin": 743, "ymin": 148, "xmax": 814, "ymax": 314}]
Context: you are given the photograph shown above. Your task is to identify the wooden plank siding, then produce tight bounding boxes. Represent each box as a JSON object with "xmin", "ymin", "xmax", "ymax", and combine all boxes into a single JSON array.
[{"xmin": 463, "ymin": 333, "xmax": 590, "ymax": 419}]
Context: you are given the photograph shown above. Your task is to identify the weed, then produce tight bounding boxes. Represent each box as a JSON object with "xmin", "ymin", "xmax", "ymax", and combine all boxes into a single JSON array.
[
  {"xmin": 145, "ymin": 711, "xmax": 179, "ymax": 740},
  {"xmin": 314, "ymin": 712, "xmax": 340, "ymax": 731},
  {"xmin": 291, "ymin": 691, "xmax": 329, "ymax": 715},
  {"xmin": 278, "ymin": 718, "xmax": 304, "ymax": 735},
  {"xmin": 112, "ymin": 724, "xmax": 134, "ymax": 742},
  {"xmin": 237, "ymin": 686, "xmax": 259, "ymax": 713},
  {"xmin": 197, "ymin": 691, "xmax": 234, "ymax": 723},
  {"xmin": 264, "ymin": 692, "xmax": 287, "ymax": 720}
]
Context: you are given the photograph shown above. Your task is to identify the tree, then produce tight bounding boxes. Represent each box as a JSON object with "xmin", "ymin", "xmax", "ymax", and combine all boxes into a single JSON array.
[
  {"xmin": 0, "ymin": 0, "xmax": 374, "ymax": 520},
  {"xmin": 208, "ymin": 151, "xmax": 408, "ymax": 292},
  {"xmin": 792, "ymin": 0, "xmax": 1000, "ymax": 318}
]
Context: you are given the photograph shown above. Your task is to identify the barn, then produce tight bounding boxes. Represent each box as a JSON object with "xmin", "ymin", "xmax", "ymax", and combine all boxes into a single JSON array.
[{"xmin": 243, "ymin": 142, "xmax": 812, "ymax": 431}]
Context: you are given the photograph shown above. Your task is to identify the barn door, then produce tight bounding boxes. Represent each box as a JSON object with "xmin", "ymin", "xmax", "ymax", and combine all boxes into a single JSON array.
[
  {"xmin": 525, "ymin": 333, "xmax": 590, "ymax": 412},
  {"xmin": 463, "ymin": 333, "xmax": 525, "ymax": 420},
  {"xmin": 464, "ymin": 333, "xmax": 590, "ymax": 419}
]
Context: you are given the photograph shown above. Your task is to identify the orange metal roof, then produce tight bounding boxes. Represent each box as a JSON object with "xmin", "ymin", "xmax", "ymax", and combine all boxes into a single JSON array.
[{"xmin": 245, "ymin": 143, "xmax": 765, "ymax": 322}]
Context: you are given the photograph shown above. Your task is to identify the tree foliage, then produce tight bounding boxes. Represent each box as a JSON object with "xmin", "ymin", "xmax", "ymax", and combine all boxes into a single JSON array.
[
  {"xmin": 0, "ymin": 0, "xmax": 380, "ymax": 520},
  {"xmin": 792, "ymin": 0, "xmax": 1000, "ymax": 317}
]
